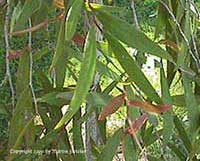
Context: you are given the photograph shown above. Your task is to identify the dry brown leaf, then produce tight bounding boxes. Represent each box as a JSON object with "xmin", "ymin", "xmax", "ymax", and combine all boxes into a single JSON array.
[
  {"xmin": 127, "ymin": 100, "xmax": 171, "ymax": 115},
  {"xmin": 72, "ymin": 33, "xmax": 85, "ymax": 46},
  {"xmin": 53, "ymin": 0, "xmax": 64, "ymax": 9},
  {"xmin": 159, "ymin": 39, "xmax": 179, "ymax": 52},
  {"xmin": 125, "ymin": 113, "xmax": 148, "ymax": 134},
  {"xmin": 98, "ymin": 93, "xmax": 126, "ymax": 121},
  {"xmin": 7, "ymin": 46, "xmax": 32, "ymax": 60}
]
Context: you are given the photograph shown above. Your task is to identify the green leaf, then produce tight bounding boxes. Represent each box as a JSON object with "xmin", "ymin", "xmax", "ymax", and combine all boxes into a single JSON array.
[
  {"xmin": 50, "ymin": 21, "xmax": 68, "ymax": 88},
  {"xmin": 36, "ymin": 71, "xmax": 53, "ymax": 92},
  {"xmin": 96, "ymin": 61, "xmax": 120, "ymax": 80},
  {"xmin": 182, "ymin": 74, "xmax": 200, "ymax": 133},
  {"xmin": 14, "ymin": 0, "xmax": 41, "ymax": 31},
  {"xmin": 123, "ymin": 135, "xmax": 137, "ymax": 161},
  {"xmin": 65, "ymin": 0, "xmax": 84, "ymax": 41},
  {"xmin": 143, "ymin": 126, "xmax": 158, "ymax": 146},
  {"xmin": 10, "ymin": 1, "xmax": 22, "ymax": 33},
  {"xmin": 13, "ymin": 117, "xmax": 34, "ymax": 149},
  {"xmin": 33, "ymin": 47, "xmax": 49, "ymax": 61},
  {"xmin": 16, "ymin": 51, "xmax": 30, "ymax": 97},
  {"xmin": 94, "ymin": 9, "xmax": 173, "ymax": 62},
  {"xmin": 73, "ymin": 109, "xmax": 85, "ymax": 161},
  {"xmin": 160, "ymin": 63, "xmax": 173, "ymax": 143},
  {"xmin": 34, "ymin": 130, "xmax": 59, "ymax": 149},
  {"xmin": 154, "ymin": 3, "xmax": 167, "ymax": 39},
  {"xmin": 8, "ymin": 87, "xmax": 33, "ymax": 148},
  {"xmin": 98, "ymin": 128, "xmax": 124, "ymax": 161},
  {"xmin": 167, "ymin": 142, "xmax": 187, "ymax": 161},
  {"xmin": 55, "ymin": 27, "xmax": 96, "ymax": 129},
  {"xmin": 106, "ymin": 33, "xmax": 161, "ymax": 103},
  {"xmin": 37, "ymin": 91, "xmax": 73, "ymax": 106},
  {"xmin": 8, "ymin": 117, "xmax": 34, "ymax": 161},
  {"xmin": 174, "ymin": 116, "xmax": 192, "ymax": 153},
  {"xmin": 124, "ymin": 85, "xmax": 139, "ymax": 119},
  {"xmin": 50, "ymin": 21, "xmax": 65, "ymax": 70}
]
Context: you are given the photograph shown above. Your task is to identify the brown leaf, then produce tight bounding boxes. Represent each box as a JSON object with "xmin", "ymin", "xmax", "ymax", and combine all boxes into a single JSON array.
[
  {"xmin": 127, "ymin": 100, "xmax": 172, "ymax": 115},
  {"xmin": 158, "ymin": 39, "xmax": 179, "ymax": 52},
  {"xmin": 10, "ymin": 20, "xmax": 48, "ymax": 36},
  {"xmin": 53, "ymin": 0, "xmax": 64, "ymax": 9},
  {"xmin": 72, "ymin": 33, "xmax": 85, "ymax": 46},
  {"xmin": 7, "ymin": 46, "xmax": 31, "ymax": 60},
  {"xmin": 98, "ymin": 93, "xmax": 126, "ymax": 121},
  {"xmin": 126, "ymin": 113, "xmax": 148, "ymax": 135}
]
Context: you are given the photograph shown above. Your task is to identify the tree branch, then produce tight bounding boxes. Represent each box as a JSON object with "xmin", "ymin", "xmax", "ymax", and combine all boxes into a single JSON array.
[
  {"xmin": 28, "ymin": 18, "xmax": 38, "ymax": 115},
  {"xmin": 4, "ymin": 0, "xmax": 15, "ymax": 107}
]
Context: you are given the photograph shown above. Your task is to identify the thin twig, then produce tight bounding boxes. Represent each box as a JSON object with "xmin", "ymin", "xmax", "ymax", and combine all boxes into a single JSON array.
[
  {"xmin": 188, "ymin": 0, "xmax": 200, "ymax": 72},
  {"xmin": 130, "ymin": 0, "xmax": 140, "ymax": 29},
  {"xmin": 127, "ymin": 117, "xmax": 147, "ymax": 160},
  {"xmin": 10, "ymin": 19, "xmax": 48, "ymax": 36},
  {"xmin": 129, "ymin": 0, "xmax": 141, "ymax": 56},
  {"xmin": 28, "ymin": 19, "xmax": 39, "ymax": 115},
  {"xmin": 4, "ymin": 1, "xmax": 15, "ymax": 107}
]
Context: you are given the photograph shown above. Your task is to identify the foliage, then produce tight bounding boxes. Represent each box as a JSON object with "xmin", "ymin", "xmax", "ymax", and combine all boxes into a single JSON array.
[{"xmin": 0, "ymin": 0, "xmax": 200, "ymax": 161}]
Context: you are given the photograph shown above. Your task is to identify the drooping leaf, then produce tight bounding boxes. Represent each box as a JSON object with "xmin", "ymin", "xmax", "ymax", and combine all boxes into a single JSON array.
[
  {"xmin": 123, "ymin": 135, "xmax": 137, "ymax": 161},
  {"xmin": 167, "ymin": 142, "xmax": 187, "ymax": 161},
  {"xmin": 8, "ymin": 87, "xmax": 33, "ymax": 148},
  {"xmin": 8, "ymin": 117, "xmax": 34, "ymax": 161},
  {"xmin": 37, "ymin": 91, "xmax": 73, "ymax": 106},
  {"xmin": 96, "ymin": 61, "xmax": 120, "ymax": 81},
  {"xmin": 50, "ymin": 21, "xmax": 66, "ymax": 76},
  {"xmin": 106, "ymin": 33, "xmax": 161, "ymax": 103},
  {"xmin": 127, "ymin": 100, "xmax": 172, "ymax": 115},
  {"xmin": 97, "ymin": 128, "xmax": 124, "ymax": 161},
  {"xmin": 124, "ymin": 84, "xmax": 139, "ymax": 120},
  {"xmin": 10, "ymin": 1, "xmax": 22, "ymax": 33},
  {"xmin": 125, "ymin": 113, "xmax": 148, "ymax": 135},
  {"xmin": 174, "ymin": 116, "xmax": 192, "ymax": 153},
  {"xmin": 14, "ymin": 0, "xmax": 41, "ymax": 31},
  {"xmin": 98, "ymin": 93, "xmax": 125, "ymax": 121},
  {"xmin": 103, "ymin": 81, "xmax": 118, "ymax": 94},
  {"xmin": 73, "ymin": 109, "xmax": 85, "ymax": 161},
  {"xmin": 16, "ymin": 51, "xmax": 30, "ymax": 97},
  {"xmin": 54, "ymin": 27, "xmax": 96, "ymax": 129},
  {"xmin": 87, "ymin": 92, "xmax": 112, "ymax": 107},
  {"xmin": 154, "ymin": 3, "xmax": 167, "ymax": 39},
  {"xmin": 160, "ymin": 62, "xmax": 173, "ymax": 143},
  {"xmin": 65, "ymin": 0, "xmax": 83, "ymax": 41},
  {"xmin": 182, "ymin": 74, "xmax": 200, "ymax": 133},
  {"xmin": 94, "ymin": 9, "xmax": 173, "ymax": 62}
]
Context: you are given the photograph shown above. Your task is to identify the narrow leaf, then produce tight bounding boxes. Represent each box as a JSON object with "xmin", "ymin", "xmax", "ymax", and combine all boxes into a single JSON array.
[
  {"xmin": 127, "ymin": 100, "xmax": 172, "ymax": 115},
  {"xmin": 98, "ymin": 93, "xmax": 125, "ymax": 121},
  {"xmin": 8, "ymin": 117, "xmax": 34, "ymax": 161},
  {"xmin": 98, "ymin": 128, "xmax": 124, "ymax": 161},
  {"xmin": 94, "ymin": 9, "xmax": 173, "ymax": 62},
  {"xmin": 50, "ymin": 21, "xmax": 65, "ymax": 71},
  {"xmin": 167, "ymin": 142, "xmax": 187, "ymax": 161},
  {"xmin": 65, "ymin": 0, "xmax": 83, "ymax": 41},
  {"xmin": 174, "ymin": 116, "xmax": 192, "ymax": 152},
  {"xmin": 14, "ymin": 0, "xmax": 41, "ymax": 31},
  {"xmin": 160, "ymin": 62, "xmax": 173, "ymax": 142},
  {"xmin": 55, "ymin": 27, "xmax": 96, "ymax": 129},
  {"xmin": 106, "ymin": 33, "xmax": 161, "ymax": 103},
  {"xmin": 125, "ymin": 113, "xmax": 148, "ymax": 135}
]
